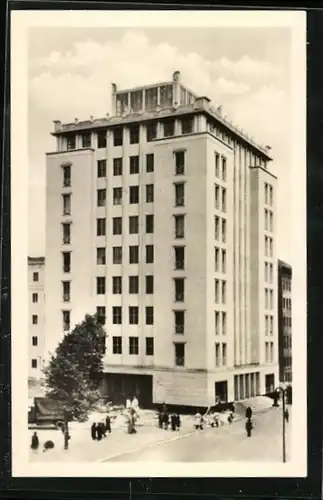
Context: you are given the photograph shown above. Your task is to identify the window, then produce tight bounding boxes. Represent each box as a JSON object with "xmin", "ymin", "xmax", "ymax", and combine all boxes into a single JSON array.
[
  {"xmin": 264, "ymin": 209, "xmax": 268, "ymax": 231},
  {"xmin": 215, "ymin": 311, "xmax": 220, "ymax": 335},
  {"xmin": 222, "ymin": 219, "xmax": 226, "ymax": 243},
  {"xmin": 113, "ymin": 187, "xmax": 123, "ymax": 205},
  {"xmin": 62, "ymin": 281, "xmax": 70, "ymax": 302},
  {"xmin": 146, "ymin": 215, "xmax": 154, "ymax": 234},
  {"xmin": 215, "ymin": 153, "xmax": 220, "ymax": 178},
  {"xmin": 81, "ymin": 133, "xmax": 91, "ymax": 148},
  {"xmin": 97, "ymin": 306, "xmax": 106, "ymax": 325},
  {"xmin": 129, "ymin": 307, "xmax": 139, "ymax": 325},
  {"xmin": 175, "ymin": 183, "xmax": 185, "ymax": 207},
  {"xmin": 214, "ymin": 216, "xmax": 220, "ymax": 240},
  {"xmin": 222, "ymin": 188, "xmax": 227, "ymax": 212},
  {"xmin": 269, "ymin": 264, "xmax": 273, "ymax": 283},
  {"xmin": 33, "ymin": 272, "xmax": 39, "ymax": 282},
  {"xmin": 175, "ymin": 343, "xmax": 185, "ymax": 366},
  {"xmin": 113, "ymin": 336, "xmax": 122, "ymax": 354},
  {"xmin": 129, "ymin": 245, "xmax": 139, "ymax": 264},
  {"xmin": 32, "ymin": 336, "xmax": 38, "ymax": 346},
  {"xmin": 129, "ymin": 126, "xmax": 139, "ymax": 144},
  {"xmin": 129, "ymin": 337, "xmax": 139, "ymax": 355},
  {"xmin": 147, "ymin": 123, "xmax": 157, "ymax": 142},
  {"xmin": 113, "ymin": 217, "xmax": 122, "ymax": 235},
  {"xmin": 62, "ymin": 252, "xmax": 71, "ymax": 273},
  {"xmin": 174, "ymin": 246, "xmax": 185, "ymax": 270},
  {"xmin": 215, "ymin": 247, "xmax": 220, "ymax": 272},
  {"xmin": 222, "ymin": 343, "xmax": 227, "ymax": 366},
  {"xmin": 62, "ymin": 223, "xmax": 71, "ymax": 244},
  {"xmin": 215, "ymin": 185, "xmax": 220, "ymax": 209},
  {"xmin": 113, "ymin": 246, "xmax": 122, "ymax": 264},
  {"xmin": 97, "ymin": 130, "xmax": 107, "ymax": 149},
  {"xmin": 181, "ymin": 118, "xmax": 193, "ymax": 134},
  {"xmin": 146, "ymin": 306, "xmax": 154, "ymax": 325},
  {"xmin": 96, "ymin": 277, "xmax": 106, "ymax": 295},
  {"xmin": 270, "ymin": 316, "xmax": 273, "ymax": 335},
  {"xmin": 175, "ymin": 151, "xmax": 185, "ymax": 175},
  {"xmin": 97, "ymin": 218, "xmax": 106, "ymax": 236},
  {"xmin": 146, "ymin": 184, "xmax": 154, "ymax": 203},
  {"xmin": 145, "ymin": 87, "xmax": 158, "ymax": 110},
  {"xmin": 97, "ymin": 189, "xmax": 106, "ymax": 207},
  {"xmin": 222, "ymin": 312, "xmax": 227, "ymax": 335},
  {"xmin": 66, "ymin": 135, "xmax": 75, "ymax": 150},
  {"xmin": 32, "ymin": 293, "xmax": 38, "ymax": 303},
  {"xmin": 174, "ymin": 214, "xmax": 185, "ymax": 239},
  {"xmin": 221, "ymin": 250, "xmax": 226, "ymax": 273},
  {"xmin": 160, "ymin": 84, "xmax": 173, "ymax": 107},
  {"xmin": 146, "ymin": 245, "xmax": 154, "ymax": 264},
  {"xmin": 112, "ymin": 306, "xmax": 122, "ymax": 325},
  {"xmin": 63, "ymin": 165, "xmax": 71, "ymax": 187},
  {"xmin": 215, "ymin": 279, "xmax": 220, "ymax": 303},
  {"xmin": 112, "ymin": 276, "xmax": 122, "ymax": 294},
  {"xmin": 146, "ymin": 337, "xmax": 154, "ymax": 356},
  {"xmin": 31, "ymin": 359, "xmax": 38, "ymax": 369},
  {"xmin": 215, "ymin": 343, "xmax": 220, "ymax": 366},
  {"xmin": 146, "ymin": 275, "xmax": 154, "ymax": 294},
  {"xmin": 97, "ymin": 159, "xmax": 106, "ymax": 178},
  {"xmin": 129, "ymin": 276, "xmax": 139, "ymax": 294},
  {"xmin": 163, "ymin": 120, "xmax": 175, "ymax": 137},
  {"xmin": 62, "ymin": 194, "xmax": 71, "ymax": 216},
  {"xmin": 270, "ymin": 212, "xmax": 273, "ymax": 232},
  {"xmin": 130, "ymin": 186, "xmax": 139, "ymax": 204},
  {"xmin": 174, "ymin": 310, "xmax": 185, "ymax": 334},
  {"xmin": 146, "ymin": 154, "xmax": 154, "ymax": 172},
  {"xmin": 113, "ymin": 158, "xmax": 123, "ymax": 176},
  {"xmin": 32, "ymin": 314, "xmax": 38, "ymax": 325},
  {"xmin": 113, "ymin": 128, "xmax": 123, "ymax": 146},
  {"xmin": 130, "ymin": 90, "xmax": 143, "ymax": 112},
  {"xmin": 174, "ymin": 278, "xmax": 185, "ymax": 302},
  {"xmin": 62, "ymin": 310, "xmax": 70, "ymax": 331},
  {"xmin": 222, "ymin": 157, "xmax": 227, "ymax": 181},
  {"xmin": 129, "ymin": 216, "xmax": 139, "ymax": 234},
  {"xmin": 130, "ymin": 155, "xmax": 139, "ymax": 174},
  {"xmin": 269, "ymin": 185, "xmax": 273, "ymax": 206}
]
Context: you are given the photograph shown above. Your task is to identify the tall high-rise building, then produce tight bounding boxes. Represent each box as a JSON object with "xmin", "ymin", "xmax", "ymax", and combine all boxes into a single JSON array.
[
  {"xmin": 28, "ymin": 256, "xmax": 45, "ymax": 392},
  {"xmin": 278, "ymin": 260, "xmax": 292, "ymax": 383},
  {"xmin": 45, "ymin": 70, "xmax": 278, "ymax": 407}
]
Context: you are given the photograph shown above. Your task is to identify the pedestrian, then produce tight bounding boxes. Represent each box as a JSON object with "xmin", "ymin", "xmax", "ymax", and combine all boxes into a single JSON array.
[
  {"xmin": 246, "ymin": 406, "xmax": 252, "ymax": 420},
  {"xmin": 284, "ymin": 408, "xmax": 289, "ymax": 423},
  {"xmin": 171, "ymin": 413, "xmax": 177, "ymax": 431},
  {"xmin": 43, "ymin": 440, "xmax": 54, "ymax": 452},
  {"xmin": 91, "ymin": 422, "xmax": 97, "ymax": 440},
  {"xmin": 158, "ymin": 411, "xmax": 163, "ymax": 429},
  {"xmin": 163, "ymin": 412, "xmax": 169, "ymax": 430},
  {"xmin": 246, "ymin": 418, "xmax": 253, "ymax": 437},
  {"xmin": 195, "ymin": 410, "xmax": 203, "ymax": 430},
  {"xmin": 31, "ymin": 432, "xmax": 39, "ymax": 452},
  {"xmin": 132, "ymin": 395, "xmax": 139, "ymax": 411},
  {"xmin": 126, "ymin": 397, "xmax": 131, "ymax": 410},
  {"xmin": 128, "ymin": 408, "xmax": 137, "ymax": 434},
  {"xmin": 100, "ymin": 422, "xmax": 107, "ymax": 438},
  {"xmin": 228, "ymin": 411, "xmax": 234, "ymax": 424},
  {"xmin": 96, "ymin": 423, "xmax": 103, "ymax": 441},
  {"xmin": 214, "ymin": 413, "xmax": 220, "ymax": 428},
  {"xmin": 176, "ymin": 413, "xmax": 181, "ymax": 431},
  {"xmin": 64, "ymin": 429, "xmax": 71, "ymax": 449},
  {"xmin": 105, "ymin": 415, "xmax": 112, "ymax": 434}
]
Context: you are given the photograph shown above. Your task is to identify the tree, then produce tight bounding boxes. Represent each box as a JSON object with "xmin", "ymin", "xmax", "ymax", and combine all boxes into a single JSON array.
[{"xmin": 43, "ymin": 314, "xmax": 106, "ymax": 446}]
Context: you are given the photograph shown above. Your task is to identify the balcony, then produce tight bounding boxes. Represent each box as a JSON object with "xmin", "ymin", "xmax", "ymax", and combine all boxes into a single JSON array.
[
  {"xmin": 175, "ymin": 292, "xmax": 184, "ymax": 302},
  {"xmin": 175, "ymin": 324, "xmax": 184, "ymax": 334},
  {"xmin": 175, "ymin": 164, "xmax": 185, "ymax": 175},
  {"xmin": 63, "ymin": 236, "xmax": 71, "ymax": 245},
  {"xmin": 63, "ymin": 266, "xmax": 71, "ymax": 273},
  {"xmin": 63, "ymin": 293, "xmax": 70, "ymax": 302},
  {"xmin": 175, "ymin": 260, "xmax": 185, "ymax": 270},
  {"xmin": 175, "ymin": 197, "xmax": 185, "ymax": 207},
  {"xmin": 175, "ymin": 356, "xmax": 185, "ymax": 367},
  {"xmin": 63, "ymin": 178, "xmax": 71, "ymax": 188}
]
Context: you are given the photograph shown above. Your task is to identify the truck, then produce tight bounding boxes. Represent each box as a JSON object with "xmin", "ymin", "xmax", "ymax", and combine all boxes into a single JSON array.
[{"xmin": 28, "ymin": 397, "xmax": 66, "ymax": 429}]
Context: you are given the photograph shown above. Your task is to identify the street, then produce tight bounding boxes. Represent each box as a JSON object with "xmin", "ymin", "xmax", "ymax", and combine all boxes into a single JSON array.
[{"xmin": 101, "ymin": 406, "xmax": 291, "ymax": 463}]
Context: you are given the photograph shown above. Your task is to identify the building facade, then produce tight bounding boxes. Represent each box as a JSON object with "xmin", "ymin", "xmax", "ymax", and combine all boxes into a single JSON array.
[
  {"xmin": 45, "ymin": 71, "xmax": 279, "ymax": 407},
  {"xmin": 278, "ymin": 260, "xmax": 292, "ymax": 383},
  {"xmin": 28, "ymin": 257, "xmax": 45, "ymax": 387}
]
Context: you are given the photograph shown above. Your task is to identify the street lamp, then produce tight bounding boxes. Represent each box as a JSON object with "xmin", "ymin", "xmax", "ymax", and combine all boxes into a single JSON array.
[{"xmin": 275, "ymin": 382, "xmax": 287, "ymax": 463}]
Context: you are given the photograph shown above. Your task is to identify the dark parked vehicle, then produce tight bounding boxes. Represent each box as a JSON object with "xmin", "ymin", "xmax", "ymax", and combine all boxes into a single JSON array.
[{"xmin": 28, "ymin": 397, "xmax": 66, "ymax": 429}]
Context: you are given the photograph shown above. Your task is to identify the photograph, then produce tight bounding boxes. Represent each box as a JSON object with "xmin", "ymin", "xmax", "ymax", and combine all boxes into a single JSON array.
[{"xmin": 11, "ymin": 9, "xmax": 306, "ymax": 477}]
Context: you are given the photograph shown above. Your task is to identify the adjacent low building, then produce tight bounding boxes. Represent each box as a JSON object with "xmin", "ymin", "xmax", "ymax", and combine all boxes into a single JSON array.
[
  {"xmin": 278, "ymin": 260, "xmax": 292, "ymax": 383},
  {"xmin": 44, "ymin": 70, "xmax": 279, "ymax": 408}
]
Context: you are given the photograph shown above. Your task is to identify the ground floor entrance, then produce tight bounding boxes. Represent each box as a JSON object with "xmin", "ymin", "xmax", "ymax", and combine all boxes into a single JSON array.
[
  {"xmin": 215, "ymin": 381, "xmax": 228, "ymax": 403},
  {"xmin": 265, "ymin": 373, "xmax": 275, "ymax": 393},
  {"xmin": 234, "ymin": 372, "xmax": 260, "ymax": 400},
  {"xmin": 101, "ymin": 373, "xmax": 153, "ymax": 408}
]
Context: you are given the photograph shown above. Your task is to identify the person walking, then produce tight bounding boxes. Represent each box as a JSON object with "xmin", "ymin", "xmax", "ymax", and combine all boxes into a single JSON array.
[
  {"xmin": 105, "ymin": 415, "xmax": 112, "ymax": 434},
  {"xmin": 163, "ymin": 412, "xmax": 169, "ymax": 430},
  {"xmin": 96, "ymin": 423, "xmax": 103, "ymax": 441},
  {"xmin": 246, "ymin": 418, "xmax": 253, "ymax": 437},
  {"xmin": 64, "ymin": 429, "xmax": 71, "ymax": 450},
  {"xmin": 246, "ymin": 406, "xmax": 252, "ymax": 420},
  {"xmin": 176, "ymin": 413, "xmax": 181, "ymax": 431},
  {"xmin": 158, "ymin": 411, "xmax": 163, "ymax": 429},
  {"xmin": 171, "ymin": 413, "xmax": 177, "ymax": 431},
  {"xmin": 195, "ymin": 410, "xmax": 203, "ymax": 430},
  {"xmin": 31, "ymin": 432, "xmax": 39, "ymax": 452},
  {"xmin": 91, "ymin": 422, "xmax": 97, "ymax": 440}
]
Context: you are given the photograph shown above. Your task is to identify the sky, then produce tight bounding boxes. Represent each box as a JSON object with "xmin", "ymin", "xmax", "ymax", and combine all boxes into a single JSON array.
[{"xmin": 28, "ymin": 26, "xmax": 292, "ymax": 261}]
